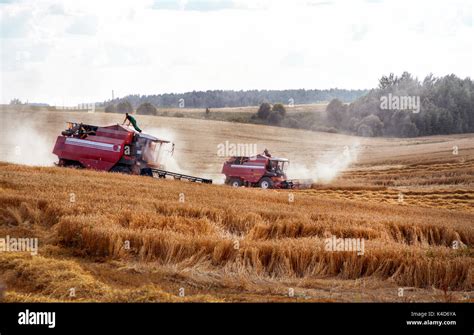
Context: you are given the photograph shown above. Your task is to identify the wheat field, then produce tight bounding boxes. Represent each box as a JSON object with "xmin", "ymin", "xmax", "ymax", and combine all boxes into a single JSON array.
[{"xmin": 0, "ymin": 108, "xmax": 473, "ymax": 302}]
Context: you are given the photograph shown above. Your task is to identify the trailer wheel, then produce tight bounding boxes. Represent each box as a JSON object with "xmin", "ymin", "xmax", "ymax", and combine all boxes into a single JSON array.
[
  {"xmin": 229, "ymin": 178, "xmax": 242, "ymax": 188},
  {"xmin": 259, "ymin": 177, "xmax": 274, "ymax": 189}
]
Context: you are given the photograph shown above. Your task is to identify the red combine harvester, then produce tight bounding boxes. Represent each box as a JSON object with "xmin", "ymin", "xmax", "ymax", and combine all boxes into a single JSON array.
[
  {"xmin": 222, "ymin": 154, "xmax": 295, "ymax": 189},
  {"xmin": 52, "ymin": 122, "xmax": 212, "ymax": 184}
]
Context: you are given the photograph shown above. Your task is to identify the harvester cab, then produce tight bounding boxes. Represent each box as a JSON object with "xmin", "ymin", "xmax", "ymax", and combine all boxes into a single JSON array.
[
  {"xmin": 134, "ymin": 132, "xmax": 172, "ymax": 170},
  {"xmin": 267, "ymin": 158, "xmax": 288, "ymax": 176}
]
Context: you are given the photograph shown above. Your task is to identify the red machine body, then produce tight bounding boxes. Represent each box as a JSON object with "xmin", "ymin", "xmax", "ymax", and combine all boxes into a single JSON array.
[
  {"xmin": 52, "ymin": 122, "xmax": 171, "ymax": 174},
  {"xmin": 221, "ymin": 154, "xmax": 293, "ymax": 189}
]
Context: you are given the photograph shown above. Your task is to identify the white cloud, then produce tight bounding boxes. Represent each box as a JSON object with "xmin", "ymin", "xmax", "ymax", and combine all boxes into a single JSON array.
[{"xmin": 0, "ymin": 0, "xmax": 472, "ymax": 105}]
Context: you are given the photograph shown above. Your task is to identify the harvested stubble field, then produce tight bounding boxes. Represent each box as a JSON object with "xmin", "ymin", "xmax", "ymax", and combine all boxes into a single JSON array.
[
  {"xmin": 0, "ymin": 108, "xmax": 473, "ymax": 302},
  {"xmin": 0, "ymin": 159, "xmax": 472, "ymax": 302}
]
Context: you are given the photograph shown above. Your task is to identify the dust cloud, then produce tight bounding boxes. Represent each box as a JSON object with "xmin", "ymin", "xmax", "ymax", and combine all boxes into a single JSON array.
[
  {"xmin": 1, "ymin": 122, "xmax": 56, "ymax": 166},
  {"xmin": 287, "ymin": 142, "xmax": 360, "ymax": 184}
]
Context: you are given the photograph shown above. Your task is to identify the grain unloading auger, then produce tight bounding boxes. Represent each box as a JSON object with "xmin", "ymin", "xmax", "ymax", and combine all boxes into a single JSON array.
[{"xmin": 52, "ymin": 122, "xmax": 212, "ymax": 184}]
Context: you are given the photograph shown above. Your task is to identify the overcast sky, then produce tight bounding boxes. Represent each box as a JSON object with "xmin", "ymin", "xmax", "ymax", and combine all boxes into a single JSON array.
[{"xmin": 0, "ymin": 0, "xmax": 472, "ymax": 105}]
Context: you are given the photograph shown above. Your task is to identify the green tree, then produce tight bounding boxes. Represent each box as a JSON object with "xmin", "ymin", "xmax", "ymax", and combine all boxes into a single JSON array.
[
  {"xmin": 378, "ymin": 73, "xmax": 398, "ymax": 90},
  {"xmin": 9, "ymin": 98, "xmax": 23, "ymax": 105},
  {"xmin": 438, "ymin": 110, "xmax": 454, "ymax": 134},
  {"xmin": 357, "ymin": 124, "xmax": 373, "ymax": 137},
  {"xmin": 268, "ymin": 111, "xmax": 283, "ymax": 125},
  {"xmin": 104, "ymin": 104, "xmax": 117, "ymax": 113},
  {"xmin": 136, "ymin": 102, "xmax": 157, "ymax": 115},
  {"xmin": 272, "ymin": 103, "xmax": 286, "ymax": 117},
  {"xmin": 116, "ymin": 100, "xmax": 133, "ymax": 114},
  {"xmin": 400, "ymin": 121, "xmax": 419, "ymax": 137},
  {"xmin": 355, "ymin": 114, "xmax": 383, "ymax": 137},
  {"xmin": 257, "ymin": 102, "xmax": 271, "ymax": 119},
  {"xmin": 326, "ymin": 99, "xmax": 347, "ymax": 127}
]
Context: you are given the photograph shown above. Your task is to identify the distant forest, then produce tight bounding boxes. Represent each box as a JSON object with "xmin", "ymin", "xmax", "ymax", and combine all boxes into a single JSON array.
[
  {"xmin": 100, "ymin": 89, "xmax": 368, "ymax": 108},
  {"xmin": 326, "ymin": 72, "xmax": 474, "ymax": 137},
  {"xmin": 98, "ymin": 72, "xmax": 473, "ymax": 138}
]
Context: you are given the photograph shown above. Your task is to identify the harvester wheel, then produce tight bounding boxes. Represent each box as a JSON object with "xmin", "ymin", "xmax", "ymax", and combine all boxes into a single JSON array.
[
  {"xmin": 229, "ymin": 178, "xmax": 242, "ymax": 188},
  {"xmin": 258, "ymin": 177, "xmax": 274, "ymax": 189},
  {"xmin": 110, "ymin": 165, "xmax": 131, "ymax": 174},
  {"xmin": 59, "ymin": 159, "xmax": 83, "ymax": 169},
  {"xmin": 140, "ymin": 168, "xmax": 153, "ymax": 177}
]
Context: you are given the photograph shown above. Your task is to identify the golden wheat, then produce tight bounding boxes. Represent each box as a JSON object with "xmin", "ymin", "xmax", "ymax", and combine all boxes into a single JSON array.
[{"xmin": 0, "ymin": 161, "xmax": 473, "ymax": 302}]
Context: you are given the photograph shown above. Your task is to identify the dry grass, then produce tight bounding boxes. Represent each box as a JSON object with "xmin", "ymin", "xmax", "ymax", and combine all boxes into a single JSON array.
[{"xmin": 0, "ymin": 161, "xmax": 472, "ymax": 302}]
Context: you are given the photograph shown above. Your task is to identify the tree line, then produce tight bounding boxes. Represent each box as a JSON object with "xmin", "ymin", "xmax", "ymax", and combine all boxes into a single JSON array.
[
  {"xmin": 326, "ymin": 72, "xmax": 473, "ymax": 137},
  {"xmin": 101, "ymin": 72, "xmax": 473, "ymax": 138},
  {"xmin": 100, "ymin": 88, "xmax": 367, "ymax": 109}
]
